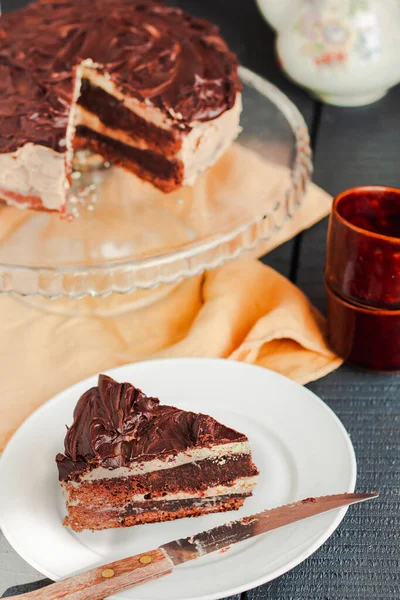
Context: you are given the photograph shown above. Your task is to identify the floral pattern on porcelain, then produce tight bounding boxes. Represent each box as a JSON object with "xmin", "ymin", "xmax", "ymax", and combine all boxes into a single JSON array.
[{"xmin": 296, "ymin": 0, "xmax": 381, "ymax": 67}]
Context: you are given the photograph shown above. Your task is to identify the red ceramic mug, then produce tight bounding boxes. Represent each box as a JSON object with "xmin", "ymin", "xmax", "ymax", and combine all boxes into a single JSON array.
[
  {"xmin": 326, "ymin": 185, "xmax": 400, "ymax": 308},
  {"xmin": 325, "ymin": 185, "xmax": 400, "ymax": 371}
]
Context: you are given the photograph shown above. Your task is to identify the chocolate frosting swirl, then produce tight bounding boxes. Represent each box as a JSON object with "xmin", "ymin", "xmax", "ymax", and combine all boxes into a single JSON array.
[
  {"xmin": 0, "ymin": 0, "xmax": 241, "ymax": 153},
  {"xmin": 56, "ymin": 374, "xmax": 246, "ymax": 481}
]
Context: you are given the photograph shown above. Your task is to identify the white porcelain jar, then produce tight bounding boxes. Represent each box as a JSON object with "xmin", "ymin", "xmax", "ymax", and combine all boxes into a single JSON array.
[{"xmin": 274, "ymin": 0, "xmax": 400, "ymax": 106}]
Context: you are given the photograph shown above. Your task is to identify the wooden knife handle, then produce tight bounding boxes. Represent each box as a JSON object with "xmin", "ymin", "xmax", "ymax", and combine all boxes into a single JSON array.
[{"xmin": 11, "ymin": 548, "xmax": 174, "ymax": 600}]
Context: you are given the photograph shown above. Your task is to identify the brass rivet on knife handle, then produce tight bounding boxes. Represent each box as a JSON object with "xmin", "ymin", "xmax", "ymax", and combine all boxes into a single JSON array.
[
  {"xmin": 8, "ymin": 548, "xmax": 175, "ymax": 600},
  {"xmin": 101, "ymin": 568, "xmax": 115, "ymax": 578}
]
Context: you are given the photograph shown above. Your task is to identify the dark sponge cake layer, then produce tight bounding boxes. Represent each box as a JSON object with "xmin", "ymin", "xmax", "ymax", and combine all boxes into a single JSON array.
[
  {"xmin": 77, "ymin": 79, "xmax": 183, "ymax": 156},
  {"xmin": 64, "ymin": 493, "xmax": 248, "ymax": 532},
  {"xmin": 73, "ymin": 126, "xmax": 184, "ymax": 193}
]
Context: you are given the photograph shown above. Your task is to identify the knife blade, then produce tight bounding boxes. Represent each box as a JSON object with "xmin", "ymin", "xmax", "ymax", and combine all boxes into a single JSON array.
[
  {"xmin": 162, "ymin": 491, "xmax": 378, "ymax": 564},
  {"xmin": 12, "ymin": 492, "xmax": 377, "ymax": 600}
]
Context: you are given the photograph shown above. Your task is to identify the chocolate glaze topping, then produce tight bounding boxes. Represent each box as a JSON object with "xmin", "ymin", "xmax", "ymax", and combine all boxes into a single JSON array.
[
  {"xmin": 0, "ymin": 0, "xmax": 241, "ymax": 153},
  {"xmin": 56, "ymin": 374, "xmax": 246, "ymax": 481}
]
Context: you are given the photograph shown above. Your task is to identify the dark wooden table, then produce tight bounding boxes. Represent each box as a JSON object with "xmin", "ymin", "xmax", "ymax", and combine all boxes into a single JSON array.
[{"xmin": 1, "ymin": 1, "xmax": 400, "ymax": 599}]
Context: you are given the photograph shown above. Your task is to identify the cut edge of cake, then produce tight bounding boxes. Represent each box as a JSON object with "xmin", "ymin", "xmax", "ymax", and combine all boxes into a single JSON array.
[
  {"xmin": 74, "ymin": 62, "xmax": 242, "ymax": 193},
  {"xmin": 56, "ymin": 374, "xmax": 258, "ymax": 532},
  {"xmin": 0, "ymin": 59, "xmax": 241, "ymax": 214}
]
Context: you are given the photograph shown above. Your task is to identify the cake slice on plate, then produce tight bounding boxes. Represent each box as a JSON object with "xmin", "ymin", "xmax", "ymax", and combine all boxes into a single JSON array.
[
  {"xmin": 56, "ymin": 374, "xmax": 259, "ymax": 532},
  {"xmin": 0, "ymin": 0, "xmax": 241, "ymax": 213}
]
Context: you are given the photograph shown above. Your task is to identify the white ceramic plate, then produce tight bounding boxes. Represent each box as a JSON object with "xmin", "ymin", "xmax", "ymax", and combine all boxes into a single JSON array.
[{"xmin": 0, "ymin": 359, "xmax": 356, "ymax": 600}]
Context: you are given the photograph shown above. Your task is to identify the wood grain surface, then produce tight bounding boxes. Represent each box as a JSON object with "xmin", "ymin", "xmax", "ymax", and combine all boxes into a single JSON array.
[{"xmin": 7, "ymin": 549, "xmax": 174, "ymax": 600}]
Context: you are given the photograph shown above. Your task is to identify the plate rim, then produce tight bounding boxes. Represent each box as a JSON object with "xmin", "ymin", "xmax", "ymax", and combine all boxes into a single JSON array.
[{"xmin": 0, "ymin": 358, "xmax": 356, "ymax": 600}]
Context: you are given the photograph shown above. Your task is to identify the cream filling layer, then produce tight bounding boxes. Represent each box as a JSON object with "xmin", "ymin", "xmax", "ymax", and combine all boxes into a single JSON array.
[
  {"xmin": 66, "ymin": 475, "xmax": 258, "ymax": 508},
  {"xmin": 75, "ymin": 105, "xmax": 154, "ymax": 151},
  {"xmin": 78, "ymin": 441, "xmax": 251, "ymax": 482}
]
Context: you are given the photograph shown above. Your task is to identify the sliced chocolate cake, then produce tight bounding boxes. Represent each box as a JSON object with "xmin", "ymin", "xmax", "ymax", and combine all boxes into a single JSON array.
[
  {"xmin": 0, "ymin": 0, "xmax": 242, "ymax": 213},
  {"xmin": 56, "ymin": 374, "xmax": 259, "ymax": 532}
]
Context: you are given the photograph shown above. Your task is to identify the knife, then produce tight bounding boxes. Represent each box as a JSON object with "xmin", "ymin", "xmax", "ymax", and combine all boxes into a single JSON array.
[{"xmin": 13, "ymin": 492, "xmax": 377, "ymax": 600}]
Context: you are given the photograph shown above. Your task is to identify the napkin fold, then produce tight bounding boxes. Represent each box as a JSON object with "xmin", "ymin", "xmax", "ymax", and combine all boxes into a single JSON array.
[
  {"xmin": 155, "ymin": 260, "xmax": 342, "ymax": 383},
  {"xmin": 0, "ymin": 175, "xmax": 342, "ymax": 452}
]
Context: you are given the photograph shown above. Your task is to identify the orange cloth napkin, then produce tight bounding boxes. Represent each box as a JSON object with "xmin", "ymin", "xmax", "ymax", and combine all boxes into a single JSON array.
[{"xmin": 0, "ymin": 179, "xmax": 342, "ymax": 452}]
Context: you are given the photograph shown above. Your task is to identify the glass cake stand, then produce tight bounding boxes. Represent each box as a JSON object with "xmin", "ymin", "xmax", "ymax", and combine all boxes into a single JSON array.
[{"xmin": 0, "ymin": 67, "xmax": 312, "ymax": 314}]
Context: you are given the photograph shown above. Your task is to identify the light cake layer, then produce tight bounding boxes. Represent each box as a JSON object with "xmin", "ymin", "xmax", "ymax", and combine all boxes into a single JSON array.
[
  {"xmin": 64, "ymin": 493, "xmax": 248, "ymax": 531},
  {"xmin": 66, "ymin": 477, "xmax": 258, "ymax": 508}
]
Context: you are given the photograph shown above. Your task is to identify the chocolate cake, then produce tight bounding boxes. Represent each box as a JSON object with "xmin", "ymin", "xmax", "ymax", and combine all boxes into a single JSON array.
[
  {"xmin": 56, "ymin": 374, "xmax": 259, "ymax": 532},
  {"xmin": 0, "ymin": 0, "xmax": 242, "ymax": 213}
]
